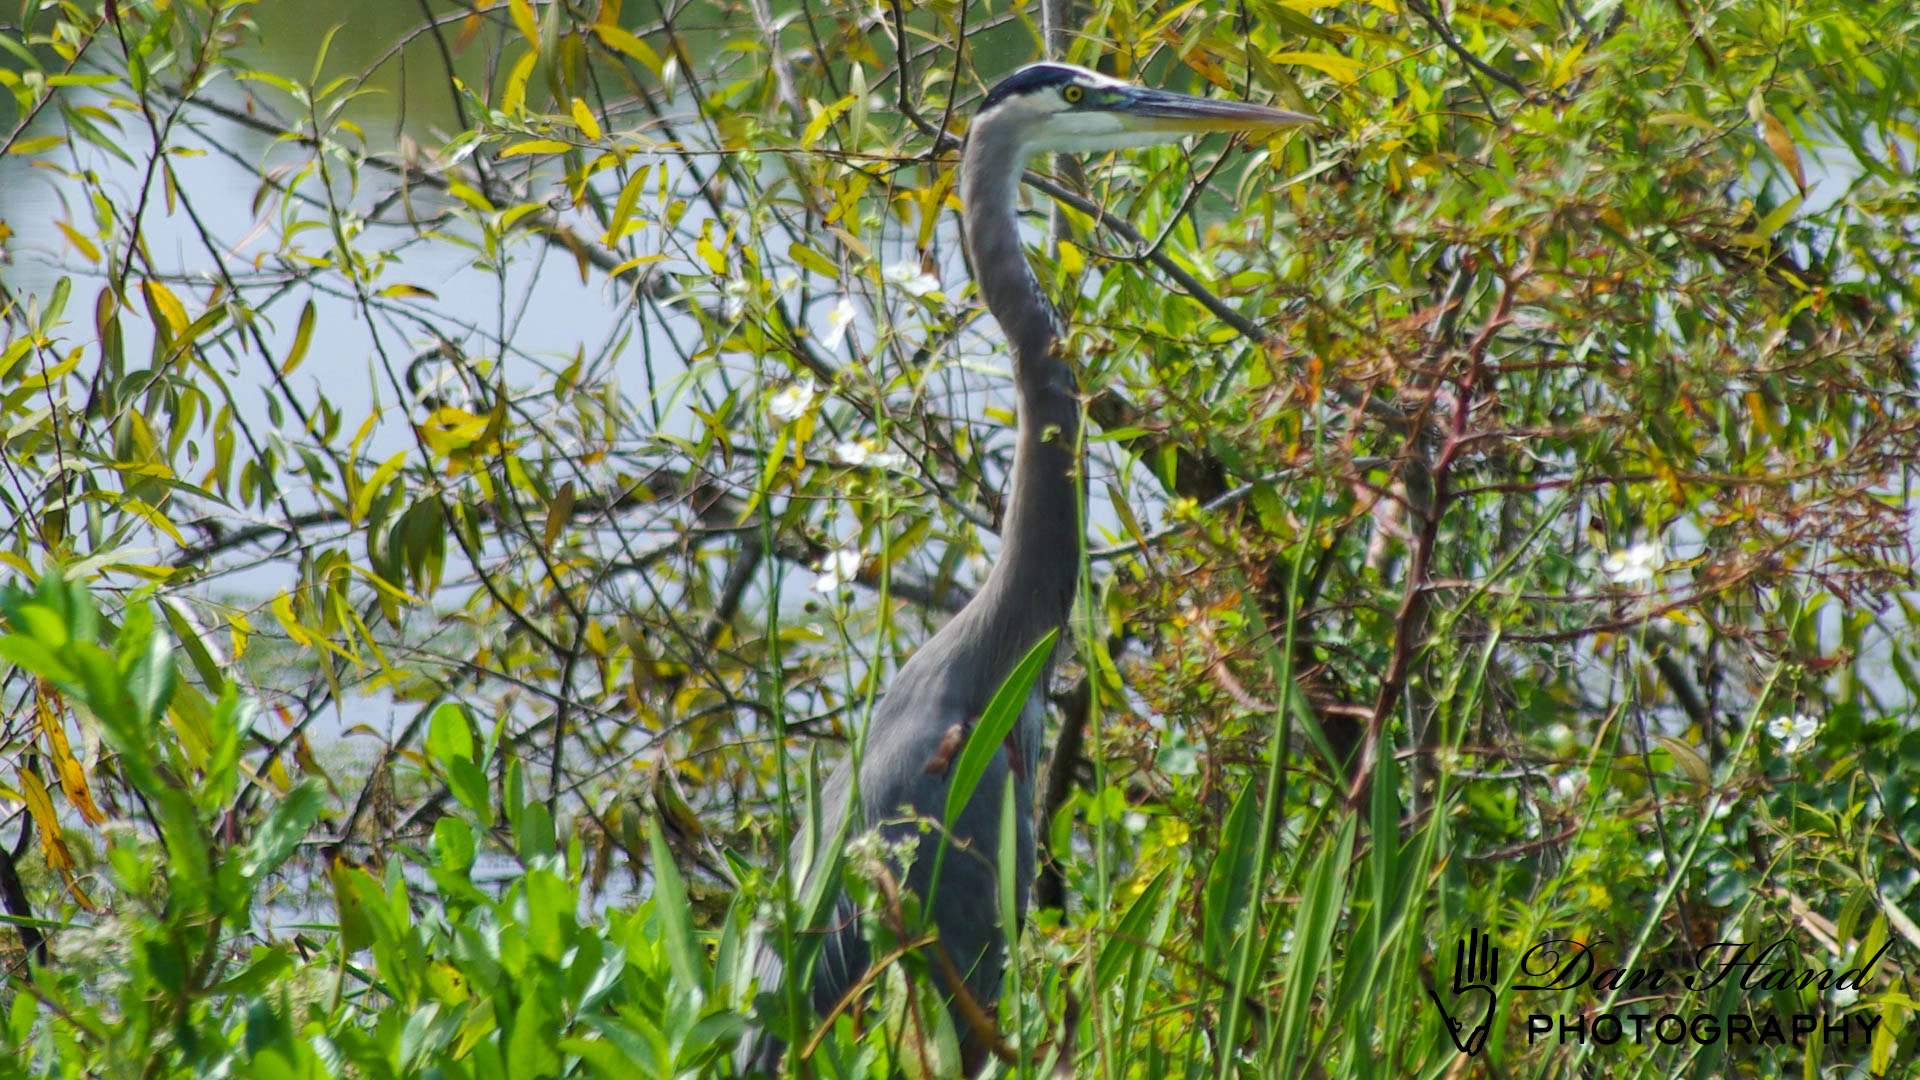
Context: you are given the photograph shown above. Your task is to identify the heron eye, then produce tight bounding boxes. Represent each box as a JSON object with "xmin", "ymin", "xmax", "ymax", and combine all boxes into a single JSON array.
[{"xmin": 1062, "ymin": 85, "xmax": 1084, "ymax": 103}]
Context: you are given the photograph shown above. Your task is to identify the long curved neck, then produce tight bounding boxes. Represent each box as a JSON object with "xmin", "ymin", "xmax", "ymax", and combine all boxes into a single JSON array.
[{"xmin": 959, "ymin": 126, "xmax": 1082, "ymax": 647}]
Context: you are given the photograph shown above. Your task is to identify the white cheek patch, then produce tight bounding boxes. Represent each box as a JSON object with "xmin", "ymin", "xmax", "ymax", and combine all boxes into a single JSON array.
[
  {"xmin": 1050, "ymin": 112, "xmax": 1126, "ymax": 141},
  {"xmin": 1035, "ymin": 111, "xmax": 1182, "ymax": 154}
]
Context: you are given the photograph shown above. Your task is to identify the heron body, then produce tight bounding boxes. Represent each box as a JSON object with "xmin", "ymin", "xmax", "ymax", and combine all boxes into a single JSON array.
[{"xmin": 741, "ymin": 63, "xmax": 1311, "ymax": 1076}]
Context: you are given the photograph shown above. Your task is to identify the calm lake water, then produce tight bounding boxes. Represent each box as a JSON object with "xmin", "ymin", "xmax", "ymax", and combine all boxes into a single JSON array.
[
  {"xmin": 1, "ymin": 3, "xmax": 675, "ymax": 746},
  {"xmin": 0, "ymin": 0, "xmax": 1054, "ymax": 749}
]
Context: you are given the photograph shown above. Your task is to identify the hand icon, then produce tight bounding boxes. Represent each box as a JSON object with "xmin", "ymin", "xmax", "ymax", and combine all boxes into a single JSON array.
[{"xmin": 1427, "ymin": 928, "xmax": 1499, "ymax": 1056}]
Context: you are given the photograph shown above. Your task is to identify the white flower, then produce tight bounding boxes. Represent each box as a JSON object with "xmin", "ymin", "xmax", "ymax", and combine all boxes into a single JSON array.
[
  {"xmin": 822, "ymin": 298, "xmax": 857, "ymax": 350},
  {"xmin": 1831, "ymin": 985, "xmax": 1859, "ymax": 1009},
  {"xmin": 1767, "ymin": 712, "xmax": 1820, "ymax": 755},
  {"xmin": 1645, "ymin": 848, "xmax": 1667, "ymax": 869},
  {"xmin": 833, "ymin": 439, "xmax": 871, "ymax": 466},
  {"xmin": 1603, "ymin": 541, "xmax": 1662, "ymax": 584},
  {"xmin": 832, "ymin": 437, "xmax": 907, "ymax": 470},
  {"xmin": 723, "ymin": 276, "xmax": 752, "ymax": 320},
  {"xmin": 768, "ymin": 378, "xmax": 817, "ymax": 422},
  {"xmin": 1552, "ymin": 772, "xmax": 1584, "ymax": 802},
  {"xmin": 812, "ymin": 547, "xmax": 863, "ymax": 592},
  {"xmin": 883, "ymin": 259, "xmax": 941, "ymax": 298}
]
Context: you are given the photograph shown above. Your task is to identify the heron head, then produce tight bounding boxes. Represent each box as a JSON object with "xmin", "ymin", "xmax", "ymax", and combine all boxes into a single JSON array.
[{"xmin": 971, "ymin": 63, "xmax": 1314, "ymax": 157}]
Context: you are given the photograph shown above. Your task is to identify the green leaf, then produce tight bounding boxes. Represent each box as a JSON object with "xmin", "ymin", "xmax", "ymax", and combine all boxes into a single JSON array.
[
  {"xmin": 1273, "ymin": 816, "xmax": 1356, "ymax": 1069},
  {"xmin": 506, "ymin": 992, "xmax": 562, "ymax": 1078},
  {"xmin": 1202, "ymin": 779, "xmax": 1257, "ymax": 967},
  {"xmin": 281, "ymin": 300, "xmax": 315, "ymax": 375},
  {"xmin": 1654, "ymin": 734, "xmax": 1712, "ymax": 788},
  {"xmin": 241, "ymin": 780, "xmax": 327, "ymax": 881},
  {"xmin": 646, "ymin": 815, "xmax": 702, "ymax": 992},
  {"xmin": 427, "ymin": 700, "xmax": 476, "ymax": 765},
  {"xmin": 1098, "ymin": 866, "xmax": 1173, "ymax": 986},
  {"xmin": 432, "ymin": 816, "xmax": 475, "ymax": 873},
  {"xmin": 943, "ymin": 628, "xmax": 1058, "ymax": 827},
  {"xmin": 125, "ymin": 617, "xmax": 176, "ymax": 726},
  {"xmin": 446, "ymin": 757, "xmax": 492, "ymax": 827}
]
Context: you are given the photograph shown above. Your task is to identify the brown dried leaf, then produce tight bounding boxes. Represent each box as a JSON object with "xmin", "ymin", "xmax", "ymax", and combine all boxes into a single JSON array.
[
  {"xmin": 17, "ymin": 767, "xmax": 74, "ymax": 871},
  {"xmin": 36, "ymin": 684, "xmax": 103, "ymax": 825},
  {"xmin": 1758, "ymin": 113, "xmax": 1807, "ymax": 193}
]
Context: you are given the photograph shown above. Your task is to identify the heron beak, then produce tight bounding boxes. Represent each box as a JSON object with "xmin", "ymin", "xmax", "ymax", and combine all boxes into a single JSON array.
[{"xmin": 1114, "ymin": 86, "xmax": 1316, "ymax": 136}]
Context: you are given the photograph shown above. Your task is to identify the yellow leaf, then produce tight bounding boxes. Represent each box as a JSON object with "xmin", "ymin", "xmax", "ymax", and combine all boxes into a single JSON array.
[
  {"xmin": 20, "ymin": 344, "xmax": 82, "ymax": 390},
  {"xmin": 267, "ymin": 755, "xmax": 294, "ymax": 792},
  {"xmin": 571, "ymin": 97, "xmax": 603, "ymax": 140},
  {"xmin": 425, "ymin": 405, "xmax": 489, "ymax": 439},
  {"xmin": 593, "ymin": 23, "xmax": 662, "ymax": 74},
  {"xmin": 500, "ymin": 138, "xmax": 572, "ymax": 158},
  {"xmin": 420, "ymin": 405, "xmax": 491, "ymax": 456},
  {"xmin": 1271, "ymin": 50, "xmax": 1365, "ymax": 82},
  {"xmin": 377, "ymin": 282, "xmax": 440, "ymax": 300},
  {"xmin": 347, "ymin": 410, "xmax": 381, "ymax": 457},
  {"xmin": 789, "ymin": 242, "xmax": 839, "ymax": 278},
  {"xmin": 509, "ymin": 0, "xmax": 540, "ymax": 48},
  {"xmin": 1548, "ymin": 39, "xmax": 1587, "ymax": 89},
  {"xmin": 272, "ymin": 590, "xmax": 311, "ymax": 647},
  {"xmin": 801, "ymin": 96, "xmax": 852, "ymax": 149},
  {"xmin": 142, "ymin": 279, "xmax": 189, "ymax": 339},
  {"xmin": 122, "ymin": 496, "xmax": 187, "ymax": 546},
  {"xmin": 55, "ymin": 220, "xmax": 100, "ymax": 263},
  {"xmin": 352, "ymin": 451, "xmax": 409, "ymax": 524},
  {"xmin": 501, "ymin": 48, "xmax": 538, "ymax": 114},
  {"xmin": 1057, "ymin": 239, "xmax": 1085, "ymax": 276},
  {"xmin": 446, "ymin": 181, "xmax": 495, "ymax": 215},
  {"xmin": 696, "ymin": 227, "xmax": 727, "ymax": 275},
  {"xmin": 1182, "ymin": 47, "xmax": 1233, "ymax": 91},
  {"xmin": 1745, "ymin": 391, "xmax": 1777, "ymax": 438},
  {"xmin": 36, "ymin": 686, "xmax": 102, "ymax": 826},
  {"xmin": 6, "ymin": 133, "xmax": 65, "ymax": 155},
  {"xmin": 606, "ymin": 253, "xmax": 665, "ymax": 278},
  {"xmin": 17, "ymin": 767, "xmax": 73, "ymax": 871},
  {"xmin": 0, "ymin": 338, "xmax": 30, "ymax": 381},
  {"xmin": 229, "ymin": 610, "xmax": 251, "ymax": 662}
]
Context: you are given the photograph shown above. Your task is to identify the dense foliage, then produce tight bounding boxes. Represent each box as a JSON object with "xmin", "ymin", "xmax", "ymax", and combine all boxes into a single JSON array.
[{"xmin": 0, "ymin": 0, "xmax": 1916, "ymax": 1075}]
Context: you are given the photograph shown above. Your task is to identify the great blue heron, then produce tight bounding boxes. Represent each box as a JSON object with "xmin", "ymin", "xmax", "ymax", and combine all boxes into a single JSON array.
[{"xmin": 740, "ymin": 62, "xmax": 1311, "ymax": 1075}]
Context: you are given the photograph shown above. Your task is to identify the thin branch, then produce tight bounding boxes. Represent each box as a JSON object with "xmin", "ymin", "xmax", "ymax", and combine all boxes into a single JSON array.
[{"xmin": 1404, "ymin": 0, "xmax": 1529, "ymax": 97}]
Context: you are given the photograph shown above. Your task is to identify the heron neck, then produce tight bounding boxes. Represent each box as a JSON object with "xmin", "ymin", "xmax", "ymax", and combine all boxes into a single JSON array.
[{"xmin": 960, "ymin": 135, "xmax": 1082, "ymax": 648}]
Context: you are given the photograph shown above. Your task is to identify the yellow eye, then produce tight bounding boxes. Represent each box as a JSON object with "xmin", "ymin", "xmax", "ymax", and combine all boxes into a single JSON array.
[{"xmin": 1063, "ymin": 85, "xmax": 1084, "ymax": 103}]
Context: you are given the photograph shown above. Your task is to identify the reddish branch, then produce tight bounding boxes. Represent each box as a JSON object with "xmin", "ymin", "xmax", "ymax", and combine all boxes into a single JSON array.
[{"xmin": 1346, "ymin": 258, "xmax": 1521, "ymax": 807}]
